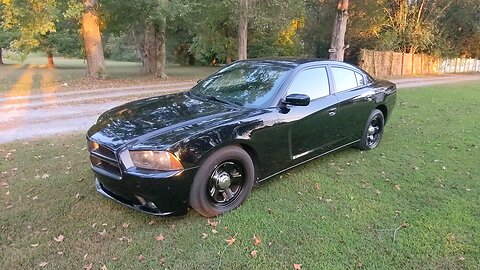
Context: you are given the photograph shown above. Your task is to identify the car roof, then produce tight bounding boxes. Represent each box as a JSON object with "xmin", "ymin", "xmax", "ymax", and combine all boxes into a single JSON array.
[{"xmin": 237, "ymin": 58, "xmax": 356, "ymax": 68}]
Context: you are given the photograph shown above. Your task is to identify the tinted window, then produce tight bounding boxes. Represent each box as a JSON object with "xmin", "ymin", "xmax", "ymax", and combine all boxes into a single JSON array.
[
  {"xmin": 191, "ymin": 62, "xmax": 293, "ymax": 108},
  {"xmin": 287, "ymin": 67, "xmax": 330, "ymax": 100},
  {"xmin": 331, "ymin": 67, "xmax": 358, "ymax": 92},
  {"xmin": 355, "ymin": 72, "xmax": 365, "ymax": 86}
]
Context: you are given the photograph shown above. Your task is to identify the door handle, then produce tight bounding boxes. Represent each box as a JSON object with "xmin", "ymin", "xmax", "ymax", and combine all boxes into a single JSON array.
[{"xmin": 328, "ymin": 108, "xmax": 337, "ymax": 117}]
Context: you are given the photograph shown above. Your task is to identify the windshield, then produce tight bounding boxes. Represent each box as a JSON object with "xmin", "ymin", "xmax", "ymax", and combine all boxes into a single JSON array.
[{"xmin": 191, "ymin": 62, "xmax": 293, "ymax": 108}]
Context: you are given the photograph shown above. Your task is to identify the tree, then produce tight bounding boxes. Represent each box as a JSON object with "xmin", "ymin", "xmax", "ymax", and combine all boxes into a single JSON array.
[
  {"xmin": 1, "ymin": 0, "xmax": 83, "ymax": 68},
  {"xmin": 1, "ymin": 0, "xmax": 57, "ymax": 63},
  {"xmin": 190, "ymin": 0, "xmax": 305, "ymax": 63},
  {"xmin": 238, "ymin": 0, "xmax": 249, "ymax": 60},
  {"xmin": 0, "ymin": 5, "xmax": 17, "ymax": 64},
  {"xmin": 440, "ymin": 0, "xmax": 480, "ymax": 57},
  {"xmin": 82, "ymin": 0, "xmax": 106, "ymax": 78},
  {"xmin": 329, "ymin": 0, "xmax": 349, "ymax": 61},
  {"xmin": 101, "ymin": 0, "xmax": 187, "ymax": 78}
]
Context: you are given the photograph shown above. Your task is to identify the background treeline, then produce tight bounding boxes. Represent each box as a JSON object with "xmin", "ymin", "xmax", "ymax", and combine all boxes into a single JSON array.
[{"xmin": 1, "ymin": 0, "xmax": 479, "ymax": 77}]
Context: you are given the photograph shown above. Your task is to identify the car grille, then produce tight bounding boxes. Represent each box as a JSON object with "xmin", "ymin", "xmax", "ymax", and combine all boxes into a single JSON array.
[{"xmin": 88, "ymin": 140, "xmax": 122, "ymax": 180}]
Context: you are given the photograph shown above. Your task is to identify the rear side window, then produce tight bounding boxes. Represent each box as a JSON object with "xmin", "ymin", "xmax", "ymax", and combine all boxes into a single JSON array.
[
  {"xmin": 331, "ymin": 67, "xmax": 363, "ymax": 92},
  {"xmin": 355, "ymin": 72, "xmax": 365, "ymax": 86},
  {"xmin": 287, "ymin": 67, "xmax": 330, "ymax": 100}
]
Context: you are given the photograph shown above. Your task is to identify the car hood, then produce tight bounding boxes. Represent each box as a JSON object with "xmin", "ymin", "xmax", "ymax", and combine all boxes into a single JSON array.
[{"xmin": 87, "ymin": 92, "xmax": 247, "ymax": 150}]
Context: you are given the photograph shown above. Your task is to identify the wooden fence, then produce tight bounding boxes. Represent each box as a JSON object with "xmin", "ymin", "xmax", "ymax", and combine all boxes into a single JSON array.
[{"xmin": 359, "ymin": 49, "xmax": 480, "ymax": 78}]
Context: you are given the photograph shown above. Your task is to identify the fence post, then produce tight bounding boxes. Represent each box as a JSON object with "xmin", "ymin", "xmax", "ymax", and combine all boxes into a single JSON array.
[{"xmin": 401, "ymin": 53, "xmax": 405, "ymax": 76}]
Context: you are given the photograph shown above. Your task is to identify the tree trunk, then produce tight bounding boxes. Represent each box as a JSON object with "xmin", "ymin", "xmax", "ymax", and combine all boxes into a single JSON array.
[
  {"xmin": 142, "ymin": 23, "xmax": 158, "ymax": 74},
  {"xmin": 82, "ymin": 0, "xmax": 106, "ymax": 79},
  {"xmin": 238, "ymin": 0, "xmax": 249, "ymax": 60},
  {"xmin": 47, "ymin": 52, "xmax": 55, "ymax": 68},
  {"xmin": 0, "ymin": 49, "xmax": 4, "ymax": 65},
  {"xmin": 329, "ymin": 0, "xmax": 349, "ymax": 61},
  {"xmin": 155, "ymin": 18, "xmax": 168, "ymax": 79}
]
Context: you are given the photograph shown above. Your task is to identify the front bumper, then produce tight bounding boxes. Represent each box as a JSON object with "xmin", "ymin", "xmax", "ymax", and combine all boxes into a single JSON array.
[{"xmin": 94, "ymin": 167, "xmax": 198, "ymax": 216}]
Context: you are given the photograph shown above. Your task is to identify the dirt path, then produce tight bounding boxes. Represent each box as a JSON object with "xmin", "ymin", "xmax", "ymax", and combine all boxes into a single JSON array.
[{"xmin": 1, "ymin": 74, "xmax": 479, "ymax": 144}]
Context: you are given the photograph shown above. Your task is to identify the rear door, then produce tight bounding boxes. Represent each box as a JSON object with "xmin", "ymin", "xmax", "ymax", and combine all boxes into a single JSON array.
[{"xmin": 329, "ymin": 66, "xmax": 376, "ymax": 142}]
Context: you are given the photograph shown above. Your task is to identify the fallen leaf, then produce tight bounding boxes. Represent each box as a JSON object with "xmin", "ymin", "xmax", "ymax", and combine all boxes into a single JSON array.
[
  {"xmin": 212, "ymin": 229, "xmax": 218, "ymax": 234},
  {"xmin": 122, "ymin": 223, "xmax": 130, "ymax": 228},
  {"xmin": 315, "ymin": 183, "xmax": 321, "ymax": 190},
  {"xmin": 39, "ymin": 261, "xmax": 48, "ymax": 267},
  {"xmin": 253, "ymin": 235, "xmax": 261, "ymax": 246},
  {"xmin": 54, "ymin": 234, "xmax": 65, "ymax": 242},
  {"xmin": 101, "ymin": 265, "xmax": 108, "ymax": 270},
  {"xmin": 31, "ymin": 243, "xmax": 39, "ymax": 247},
  {"xmin": 83, "ymin": 263, "xmax": 93, "ymax": 270},
  {"xmin": 155, "ymin": 234, "xmax": 165, "ymax": 241},
  {"xmin": 458, "ymin": 256, "xmax": 465, "ymax": 261},
  {"xmin": 99, "ymin": 229, "xmax": 107, "ymax": 237},
  {"xmin": 226, "ymin": 237, "xmax": 236, "ymax": 246},
  {"xmin": 41, "ymin": 174, "xmax": 50, "ymax": 179},
  {"xmin": 394, "ymin": 184, "xmax": 401, "ymax": 191},
  {"xmin": 293, "ymin": 263, "xmax": 302, "ymax": 269},
  {"xmin": 138, "ymin": 254, "xmax": 145, "ymax": 261},
  {"xmin": 207, "ymin": 219, "xmax": 219, "ymax": 228},
  {"xmin": 250, "ymin": 250, "xmax": 258, "ymax": 257},
  {"xmin": 201, "ymin": 233, "xmax": 208, "ymax": 239}
]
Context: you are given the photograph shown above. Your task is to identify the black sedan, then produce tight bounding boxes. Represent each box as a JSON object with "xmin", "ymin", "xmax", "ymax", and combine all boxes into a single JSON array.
[{"xmin": 87, "ymin": 59, "xmax": 396, "ymax": 217}]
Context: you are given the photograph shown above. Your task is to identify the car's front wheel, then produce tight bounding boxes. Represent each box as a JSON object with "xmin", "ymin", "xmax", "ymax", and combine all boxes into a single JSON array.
[
  {"xmin": 189, "ymin": 145, "xmax": 255, "ymax": 217},
  {"xmin": 358, "ymin": 109, "xmax": 385, "ymax": 150}
]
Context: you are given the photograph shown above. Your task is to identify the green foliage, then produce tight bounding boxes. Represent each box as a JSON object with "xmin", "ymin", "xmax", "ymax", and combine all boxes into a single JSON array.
[
  {"xmin": 1, "ymin": 0, "xmax": 57, "ymax": 53},
  {"xmin": 440, "ymin": 0, "xmax": 480, "ymax": 58},
  {"xmin": 104, "ymin": 33, "xmax": 139, "ymax": 62},
  {"xmin": 189, "ymin": 0, "xmax": 306, "ymax": 63},
  {"xmin": 0, "ymin": 0, "xmax": 83, "ymax": 60}
]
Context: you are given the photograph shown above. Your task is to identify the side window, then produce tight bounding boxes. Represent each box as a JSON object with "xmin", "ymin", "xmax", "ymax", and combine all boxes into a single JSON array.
[
  {"xmin": 287, "ymin": 67, "xmax": 330, "ymax": 100},
  {"xmin": 355, "ymin": 72, "xmax": 365, "ymax": 86},
  {"xmin": 331, "ymin": 67, "xmax": 358, "ymax": 92}
]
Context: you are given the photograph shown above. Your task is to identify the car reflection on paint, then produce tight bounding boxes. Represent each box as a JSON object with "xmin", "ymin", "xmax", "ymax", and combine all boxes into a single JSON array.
[{"xmin": 87, "ymin": 59, "xmax": 396, "ymax": 217}]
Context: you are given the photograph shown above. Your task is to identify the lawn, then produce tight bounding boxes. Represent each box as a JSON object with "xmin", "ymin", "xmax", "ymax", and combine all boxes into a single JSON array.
[
  {"xmin": 0, "ymin": 54, "xmax": 219, "ymax": 96},
  {"xmin": 1, "ymin": 82, "xmax": 479, "ymax": 269}
]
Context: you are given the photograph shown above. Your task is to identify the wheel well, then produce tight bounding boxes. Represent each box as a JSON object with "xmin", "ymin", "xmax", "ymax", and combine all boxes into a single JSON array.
[
  {"xmin": 376, "ymin": 105, "xmax": 388, "ymax": 122},
  {"xmin": 236, "ymin": 143, "xmax": 260, "ymax": 182}
]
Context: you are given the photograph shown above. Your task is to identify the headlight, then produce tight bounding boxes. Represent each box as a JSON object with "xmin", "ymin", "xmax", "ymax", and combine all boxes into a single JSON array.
[{"xmin": 128, "ymin": 151, "xmax": 184, "ymax": 171}]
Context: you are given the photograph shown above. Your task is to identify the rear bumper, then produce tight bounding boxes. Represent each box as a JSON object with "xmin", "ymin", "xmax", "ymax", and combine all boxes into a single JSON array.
[{"xmin": 94, "ymin": 167, "xmax": 198, "ymax": 216}]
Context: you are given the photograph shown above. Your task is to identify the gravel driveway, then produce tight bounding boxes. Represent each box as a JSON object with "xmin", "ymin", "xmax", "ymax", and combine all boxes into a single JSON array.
[{"xmin": 1, "ymin": 74, "xmax": 479, "ymax": 144}]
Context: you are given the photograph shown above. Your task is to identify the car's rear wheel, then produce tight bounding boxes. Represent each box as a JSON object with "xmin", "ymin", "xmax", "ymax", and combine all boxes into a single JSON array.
[
  {"xmin": 358, "ymin": 109, "xmax": 385, "ymax": 150},
  {"xmin": 189, "ymin": 146, "xmax": 255, "ymax": 217}
]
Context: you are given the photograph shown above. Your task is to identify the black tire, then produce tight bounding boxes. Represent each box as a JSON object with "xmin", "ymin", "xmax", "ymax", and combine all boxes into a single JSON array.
[
  {"xmin": 358, "ymin": 109, "xmax": 385, "ymax": 151},
  {"xmin": 189, "ymin": 145, "xmax": 255, "ymax": 217}
]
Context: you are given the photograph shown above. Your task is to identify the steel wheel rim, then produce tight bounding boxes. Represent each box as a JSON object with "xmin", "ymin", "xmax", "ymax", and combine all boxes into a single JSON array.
[
  {"xmin": 207, "ymin": 161, "xmax": 245, "ymax": 206},
  {"xmin": 366, "ymin": 115, "xmax": 382, "ymax": 148}
]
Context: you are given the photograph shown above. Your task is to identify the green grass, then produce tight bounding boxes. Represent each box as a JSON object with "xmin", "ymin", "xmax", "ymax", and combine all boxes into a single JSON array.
[
  {"xmin": 0, "ymin": 54, "xmax": 219, "ymax": 95},
  {"xmin": 1, "ymin": 82, "xmax": 480, "ymax": 269}
]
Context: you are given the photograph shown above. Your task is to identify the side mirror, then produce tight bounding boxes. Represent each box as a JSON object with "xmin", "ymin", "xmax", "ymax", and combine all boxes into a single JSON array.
[{"xmin": 284, "ymin": 94, "xmax": 310, "ymax": 106}]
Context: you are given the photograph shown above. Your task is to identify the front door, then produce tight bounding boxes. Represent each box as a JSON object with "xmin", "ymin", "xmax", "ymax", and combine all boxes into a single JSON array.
[{"xmin": 278, "ymin": 66, "xmax": 340, "ymax": 161}]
